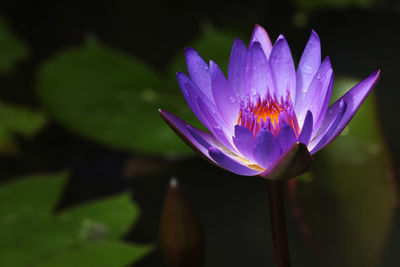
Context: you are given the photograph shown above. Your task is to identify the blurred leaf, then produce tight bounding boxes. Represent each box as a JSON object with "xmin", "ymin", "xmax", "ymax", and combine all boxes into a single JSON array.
[
  {"xmin": 0, "ymin": 102, "xmax": 46, "ymax": 154},
  {"xmin": 0, "ymin": 16, "xmax": 29, "ymax": 73},
  {"xmin": 57, "ymin": 190, "xmax": 138, "ymax": 241},
  {"xmin": 0, "ymin": 172, "xmax": 152, "ymax": 267},
  {"xmin": 289, "ymin": 77, "xmax": 397, "ymax": 267},
  {"xmin": 36, "ymin": 39, "xmax": 193, "ymax": 156},
  {"xmin": 293, "ymin": 0, "xmax": 375, "ymax": 11},
  {"xmin": 34, "ymin": 241, "xmax": 150, "ymax": 267}
]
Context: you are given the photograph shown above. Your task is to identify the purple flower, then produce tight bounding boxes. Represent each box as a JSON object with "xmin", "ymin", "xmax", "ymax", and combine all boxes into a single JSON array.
[{"xmin": 160, "ymin": 25, "xmax": 380, "ymax": 180}]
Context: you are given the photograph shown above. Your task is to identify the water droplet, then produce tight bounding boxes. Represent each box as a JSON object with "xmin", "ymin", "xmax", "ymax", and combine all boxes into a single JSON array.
[
  {"xmin": 251, "ymin": 88, "xmax": 257, "ymax": 96},
  {"xmin": 316, "ymin": 74, "xmax": 322, "ymax": 80},
  {"xmin": 229, "ymin": 96, "xmax": 236, "ymax": 103},
  {"xmin": 204, "ymin": 65, "xmax": 210, "ymax": 71},
  {"xmin": 302, "ymin": 64, "xmax": 313, "ymax": 73}
]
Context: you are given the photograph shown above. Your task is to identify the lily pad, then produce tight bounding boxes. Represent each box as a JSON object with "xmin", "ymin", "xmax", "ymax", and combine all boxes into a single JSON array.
[
  {"xmin": 0, "ymin": 172, "xmax": 152, "ymax": 267},
  {"xmin": 36, "ymin": 39, "xmax": 191, "ymax": 156},
  {"xmin": 0, "ymin": 16, "xmax": 29, "ymax": 73},
  {"xmin": 0, "ymin": 102, "xmax": 46, "ymax": 154}
]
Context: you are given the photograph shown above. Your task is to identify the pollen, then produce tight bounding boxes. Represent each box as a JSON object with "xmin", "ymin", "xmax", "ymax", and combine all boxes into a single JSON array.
[{"xmin": 237, "ymin": 94, "xmax": 300, "ymax": 137}]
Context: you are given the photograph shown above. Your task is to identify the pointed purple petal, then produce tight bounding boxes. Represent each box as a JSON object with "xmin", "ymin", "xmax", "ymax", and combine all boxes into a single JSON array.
[
  {"xmin": 310, "ymin": 70, "xmax": 380, "ymax": 153},
  {"xmin": 313, "ymin": 71, "xmax": 334, "ymax": 134},
  {"xmin": 186, "ymin": 125, "xmax": 212, "ymax": 149},
  {"xmin": 244, "ymin": 42, "xmax": 275, "ymax": 100},
  {"xmin": 159, "ymin": 109, "xmax": 216, "ymax": 164},
  {"xmin": 277, "ymin": 124, "xmax": 297, "ymax": 152},
  {"xmin": 296, "ymin": 57, "xmax": 333, "ymax": 128},
  {"xmin": 208, "ymin": 146, "xmax": 262, "ymax": 176},
  {"xmin": 253, "ymin": 129, "xmax": 282, "ymax": 169},
  {"xmin": 296, "ymin": 30, "xmax": 321, "ymax": 106},
  {"xmin": 269, "ymin": 35, "xmax": 296, "ymax": 100},
  {"xmin": 211, "ymin": 126, "xmax": 238, "ymax": 153},
  {"xmin": 196, "ymin": 97, "xmax": 237, "ymax": 153},
  {"xmin": 249, "ymin": 24, "xmax": 273, "ymax": 59},
  {"xmin": 228, "ymin": 38, "xmax": 247, "ymax": 100},
  {"xmin": 298, "ymin": 111, "xmax": 313, "ymax": 145},
  {"xmin": 310, "ymin": 100, "xmax": 347, "ymax": 154},
  {"xmin": 176, "ymin": 72, "xmax": 213, "ymax": 129},
  {"xmin": 185, "ymin": 48, "xmax": 214, "ymax": 103},
  {"xmin": 211, "ymin": 60, "xmax": 240, "ymax": 126},
  {"xmin": 233, "ymin": 125, "xmax": 256, "ymax": 161}
]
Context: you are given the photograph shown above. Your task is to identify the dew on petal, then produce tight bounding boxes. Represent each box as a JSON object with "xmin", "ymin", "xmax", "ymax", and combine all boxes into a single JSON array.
[{"xmin": 302, "ymin": 64, "xmax": 313, "ymax": 74}]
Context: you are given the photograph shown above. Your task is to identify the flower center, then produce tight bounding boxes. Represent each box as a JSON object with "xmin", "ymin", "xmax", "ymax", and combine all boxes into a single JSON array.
[{"xmin": 237, "ymin": 94, "xmax": 300, "ymax": 137}]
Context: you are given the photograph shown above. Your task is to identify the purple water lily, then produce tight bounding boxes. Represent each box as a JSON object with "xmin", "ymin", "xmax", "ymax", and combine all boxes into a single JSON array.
[{"xmin": 160, "ymin": 25, "xmax": 380, "ymax": 180}]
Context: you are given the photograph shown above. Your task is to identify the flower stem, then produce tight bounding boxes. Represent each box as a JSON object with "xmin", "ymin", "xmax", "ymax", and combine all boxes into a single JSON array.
[{"xmin": 266, "ymin": 180, "xmax": 291, "ymax": 267}]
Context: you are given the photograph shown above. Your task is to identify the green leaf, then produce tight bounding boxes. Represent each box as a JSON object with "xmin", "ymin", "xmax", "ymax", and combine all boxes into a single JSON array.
[
  {"xmin": 0, "ymin": 172, "xmax": 67, "ymax": 218},
  {"xmin": 0, "ymin": 102, "xmax": 46, "ymax": 154},
  {"xmin": 36, "ymin": 39, "xmax": 191, "ymax": 156},
  {"xmin": 0, "ymin": 16, "xmax": 29, "ymax": 73},
  {"xmin": 34, "ymin": 241, "xmax": 151, "ymax": 267},
  {"xmin": 290, "ymin": 77, "xmax": 397, "ymax": 267},
  {"xmin": 57, "ymin": 193, "xmax": 138, "ymax": 241},
  {"xmin": 0, "ymin": 172, "xmax": 152, "ymax": 267}
]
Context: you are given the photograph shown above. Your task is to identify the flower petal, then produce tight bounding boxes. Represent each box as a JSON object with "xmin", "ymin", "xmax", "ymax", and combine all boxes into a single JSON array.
[
  {"xmin": 228, "ymin": 38, "xmax": 247, "ymax": 100},
  {"xmin": 208, "ymin": 146, "xmax": 262, "ymax": 176},
  {"xmin": 196, "ymin": 97, "xmax": 237, "ymax": 153},
  {"xmin": 253, "ymin": 128, "xmax": 282, "ymax": 169},
  {"xmin": 277, "ymin": 124, "xmax": 297, "ymax": 152},
  {"xmin": 177, "ymin": 72, "xmax": 213, "ymax": 130},
  {"xmin": 159, "ymin": 109, "xmax": 216, "ymax": 164},
  {"xmin": 249, "ymin": 24, "xmax": 273, "ymax": 59},
  {"xmin": 185, "ymin": 48, "xmax": 214, "ymax": 103},
  {"xmin": 313, "ymin": 71, "xmax": 334, "ymax": 134},
  {"xmin": 310, "ymin": 70, "xmax": 380, "ymax": 153},
  {"xmin": 298, "ymin": 110, "xmax": 313, "ymax": 146},
  {"xmin": 310, "ymin": 100, "xmax": 347, "ymax": 154},
  {"xmin": 259, "ymin": 142, "xmax": 313, "ymax": 180},
  {"xmin": 233, "ymin": 125, "xmax": 256, "ymax": 161},
  {"xmin": 269, "ymin": 35, "xmax": 296, "ymax": 100},
  {"xmin": 211, "ymin": 60, "xmax": 240, "ymax": 126},
  {"xmin": 244, "ymin": 41, "xmax": 275, "ymax": 100},
  {"xmin": 296, "ymin": 57, "xmax": 333, "ymax": 128},
  {"xmin": 296, "ymin": 30, "xmax": 321, "ymax": 106}
]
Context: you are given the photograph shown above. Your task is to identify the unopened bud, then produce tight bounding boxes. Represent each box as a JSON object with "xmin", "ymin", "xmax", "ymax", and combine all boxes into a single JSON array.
[{"xmin": 160, "ymin": 178, "xmax": 205, "ymax": 267}]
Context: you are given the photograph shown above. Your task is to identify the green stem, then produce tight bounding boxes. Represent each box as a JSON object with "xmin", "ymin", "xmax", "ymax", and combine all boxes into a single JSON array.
[{"xmin": 267, "ymin": 180, "xmax": 291, "ymax": 267}]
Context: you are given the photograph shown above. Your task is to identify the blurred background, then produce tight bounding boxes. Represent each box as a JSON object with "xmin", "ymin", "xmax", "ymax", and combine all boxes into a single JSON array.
[{"xmin": 0, "ymin": 0, "xmax": 399, "ymax": 266}]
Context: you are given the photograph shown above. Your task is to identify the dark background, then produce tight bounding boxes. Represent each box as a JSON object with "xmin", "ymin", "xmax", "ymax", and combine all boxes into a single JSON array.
[{"xmin": 0, "ymin": 0, "xmax": 399, "ymax": 266}]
